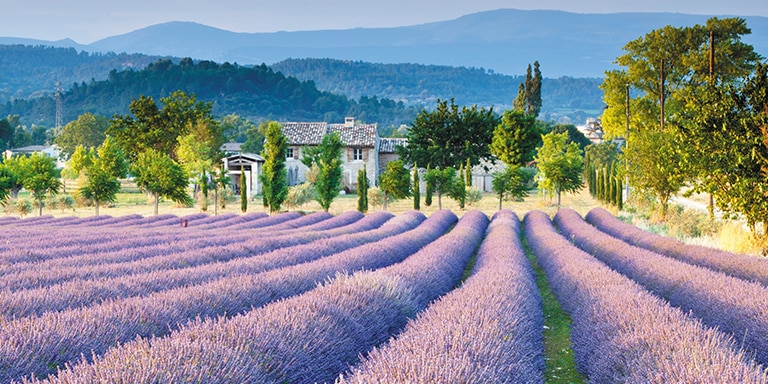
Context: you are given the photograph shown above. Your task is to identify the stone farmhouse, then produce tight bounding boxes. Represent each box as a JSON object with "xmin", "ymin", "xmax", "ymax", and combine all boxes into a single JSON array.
[{"xmin": 222, "ymin": 117, "xmax": 406, "ymax": 198}]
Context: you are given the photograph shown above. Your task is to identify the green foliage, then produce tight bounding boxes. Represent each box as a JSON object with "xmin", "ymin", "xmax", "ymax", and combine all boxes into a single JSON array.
[
  {"xmin": 311, "ymin": 132, "xmax": 344, "ymax": 211},
  {"xmin": 514, "ymin": 62, "xmax": 543, "ymax": 118},
  {"xmin": 423, "ymin": 167, "xmax": 461, "ymax": 210},
  {"xmin": 241, "ymin": 120, "xmax": 267, "ymax": 154},
  {"xmin": 2, "ymin": 56, "xmax": 418, "ymax": 129},
  {"xmin": 627, "ymin": 128, "xmax": 685, "ymax": 220},
  {"xmin": 584, "ymin": 142, "xmax": 624, "ymax": 210},
  {"xmin": 535, "ymin": 131, "xmax": 583, "ymax": 208},
  {"xmin": 0, "ymin": 118, "xmax": 14, "ymax": 152},
  {"xmin": 412, "ymin": 165, "xmax": 420, "ymax": 210},
  {"xmin": 379, "ymin": 160, "xmax": 411, "ymax": 210},
  {"xmin": 108, "ymin": 91, "xmax": 216, "ymax": 161},
  {"xmin": 492, "ymin": 166, "xmax": 534, "ymax": 210},
  {"xmin": 465, "ymin": 187, "xmax": 483, "ymax": 207},
  {"xmin": 78, "ymin": 162, "xmax": 120, "ymax": 216},
  {"xmin": 424, "ymin": 164, "xmax": 433, "ymax": 207},
  {"xmin": 131, "ymin": 148, "xmax": 192, "ymax": 215},
  {"xmin": 259, "ymin": 121, "xmax": 289, "ymax": 214},
  {"xmin": 544, "ymin": 123, "xmax": 592, "ymax": 151},
  {"xmin": 0, "ymin": 163, "xmax": 15, "ymax": 204},
  {"xmin": 96, "ymin": 136, "xmax": 128, "ymax": 179},
  {"xmin": 397, "ymin": 98, "xmax": 498, "ymax": 170},
  {"xmin": 21, "ymin": 152, "xmax": 62, "ymax": 216},
  {"xmin": 240, "ymin": 164, "xmax": 247, "ymax": 213},
  {"xmin": 357, "ymin": 168, "xmax": 368, "ymax": 213},
  {"xmin": 490, "ymin": 109, "xmax": 539, "ymax": 167},
  {"xmin": 285, "ymin": 183, "xmax": 314, "ymax": 210},
  {"xmin": 63, "ymin": 145, "xmax": 95, "ymax": 179},
  {"xmin": 54, "ymin": 113, "xmax": 109, "ymax": 158},
  {"xmin": 220, "ymin": 114, "xmax": 256, "ymax": 143}
]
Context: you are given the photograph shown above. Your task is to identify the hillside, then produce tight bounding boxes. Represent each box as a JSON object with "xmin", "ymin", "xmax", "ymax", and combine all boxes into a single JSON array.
[
  {"xmin": 0, "ymin": 45, "xmax": 162, "ymax": 101},
  {"xmin": 0, "ymin": 58, "xmax": 420, "ymax": 129},
  {"xmin": 272, "ymin": 58, "xmax": 604, "ymax": 122}
]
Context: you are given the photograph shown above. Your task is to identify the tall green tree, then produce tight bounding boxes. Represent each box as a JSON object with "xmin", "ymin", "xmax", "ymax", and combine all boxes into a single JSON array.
[
  {"xmin": 131, "ymin": 148, "xmax": 192, "ymax": 215},
  {"xmin": 513, "ymin": 62, "xmax": 543, "ymax": 118},
  {"xmin": 490, "ymin": 109, "xmax": 538, "ymax": 167},
  {"xmin": 78, "ymin": 159, "xmax": 121, "ymax": 216},
  {"xmin": 0, "ymin": 118, "xmax": 15, "ymax": 152},
  {"xmin": 260, "ymin": 121, "xmax": 289, "ymax": 214},
  {"xmin": 0, "ymin": 163, "xmax": 16, "ymax": 204},
  {"xmin": 22, "ymin": 152, "xmax": 62, "ymax": 216},
  {"xmin": 397, "ymin": 99, "xmax": 497, "ymax": 170},
  {"xmin": 423, "ymin": 167, "xmax": 458, "ymax": 210},
  {"xmin": 535, "ymin": 131, "xmax": 583, "ymax": 208},
  {"xmin": 357, "ymin": 168, "xmax": 368, "ymax": 213},
  {"xmin": 177, "ymin": 119, "xmax": 225, "ymax": 212},
  {"xmin": 311, "ymin": 132, "xmax": 343, "ymax": 211},
  {"xmin": 54, "ymin": 113, "xmax": 109, "ymax": 158},
  {"xmin": 379, "ymin": 160, "xmax": 411, "ymax": 211},
  {"xmin": 492, "ymin": 166, "xmax": 533, "ymax": 210},
  {"xmin": 412, "ymin": 165, "xmax": 420, "ymax": 211},
  {"xmin": 108, "ymin": 91, "xmax": 215, "ymax": 162},
  {"xmin": 240, "ymin": 164, "xmax": 247, "ymax": 213}
]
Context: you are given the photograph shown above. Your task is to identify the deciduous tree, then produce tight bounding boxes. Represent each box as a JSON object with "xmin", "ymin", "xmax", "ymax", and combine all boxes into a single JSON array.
[
  {"xmin": 131, "ymin": 148, "xmax": 192, "ymax": 215},
  {"xmin": 379, "ymin": 160, "xmax": 411, "ymax": 211},
  {"xmin": 535, "ymin": 131, "xmax": 583, "ymax": 208}
]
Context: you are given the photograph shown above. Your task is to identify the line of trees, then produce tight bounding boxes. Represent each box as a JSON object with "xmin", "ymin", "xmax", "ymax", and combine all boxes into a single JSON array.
[{"xmin": 601, "ymin": 17, "xmax": 768, "ymax": 231}]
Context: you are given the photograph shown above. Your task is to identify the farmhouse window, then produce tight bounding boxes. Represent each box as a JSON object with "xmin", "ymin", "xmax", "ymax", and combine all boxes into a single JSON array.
[{"xmin": 353, "ymin": 148, "xmax": 363, "ymax": 161}]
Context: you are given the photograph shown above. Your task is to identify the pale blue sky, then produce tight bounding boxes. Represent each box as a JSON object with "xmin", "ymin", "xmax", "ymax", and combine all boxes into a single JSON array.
[{"xmin": 3, "ymin": 0, "xmax": 768, "ymax": 44}]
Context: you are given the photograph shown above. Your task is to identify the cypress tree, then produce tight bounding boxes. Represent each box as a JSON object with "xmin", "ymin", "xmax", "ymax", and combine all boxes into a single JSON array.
[
  {"xmin": 413, "ymin": 165, "xmax": 420, "ymax": 210},
  {"xmin": 424, "ymin": 164, "xmax": 433, "ymax": 207},
  {"xmin": 240, "ymin": 164, "xmax": 247, "ymax": 213},
  {"xmin": 465, "ymin": 158, "xmax": 472, "ymax": 187},
  {"xmin": 357, "ymin": 168, "xmax": 368, "ymax": 213}
]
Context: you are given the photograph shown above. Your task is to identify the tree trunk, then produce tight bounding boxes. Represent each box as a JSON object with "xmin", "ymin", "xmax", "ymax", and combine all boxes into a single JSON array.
[
  {"xmin": 95, "ymin": 198, "xmax": 100, "ymax": 216},
  {"xmin": 556, "ymin": 185, "xmax": 561, "ymax": 209},
  {"xmin": 38, "ymin": 196, "xmax": 43, "ymax": 216},
  {"xmin": 154, "ymin": 193, "xmax": 159, "ymax": 216},
  {"xmin": 383, "ymin": 191, "xmax": 388, "ymax": 211},
  {"xmin": 498, "ymin": 194, "xmax": 503, "ymax": 211},
  {"xmin": 437, "ymin": 192, "xmax": 443, "ymax": 210}
]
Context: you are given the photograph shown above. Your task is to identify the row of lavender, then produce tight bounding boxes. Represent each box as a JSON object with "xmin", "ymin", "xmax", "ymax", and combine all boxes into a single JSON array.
[
  {"xmin": 0, "ymin": 211, "xmax": 401, "ymax": 320},
  {"xmin": 2, "ymin": 210, "xmax": 454, "ymax": 382},
  {"xmin": 0, "ymin": 211, "xmax": 327, "ymax": 265},
  {"xmin": 586, "ymin": 207, "xmax": 768, "ymax": 285},
  {"xmin": 25, "ymin": 210, "xmax": 549, "ymax": 383},
  {"xmin": 525, "ymin": 210, "xmax": 768, "ymax": 382},
  {"xmin": 555, "ymin": 208, "xmax": 768, "ymax": 366},
  {"xmin": 338, "ymin": 210, "xmax": 545, "ymax": 383},
  {"xmin": 0, "ymin": 211, "xmax": 344, "ymax": 290}
]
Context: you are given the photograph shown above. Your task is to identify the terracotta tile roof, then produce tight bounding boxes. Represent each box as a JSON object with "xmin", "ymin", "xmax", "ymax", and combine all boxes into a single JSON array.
[
  {"xmin": 282, "ymin": 121, "xmax": 378, "ymax": 147},
  {"xmin": 379, "ymin": 138, "xmax": 407, "ymax": 153}
]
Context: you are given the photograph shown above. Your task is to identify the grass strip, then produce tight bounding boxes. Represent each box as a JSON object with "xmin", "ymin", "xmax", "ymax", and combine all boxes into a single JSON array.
[{"xmin": 522, "ymin": 233, "xmax": 584, "ymax": 384}]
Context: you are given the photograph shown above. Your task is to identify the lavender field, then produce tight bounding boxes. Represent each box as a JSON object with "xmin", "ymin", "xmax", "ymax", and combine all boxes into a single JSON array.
[{"xmin": 2, "ymin": 209, "xmax": 767, "ymax": 383}]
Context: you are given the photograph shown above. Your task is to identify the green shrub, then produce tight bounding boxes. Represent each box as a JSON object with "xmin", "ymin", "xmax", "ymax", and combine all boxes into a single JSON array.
[
  {"xmin": 465, "ymin": 187, "xmax": 483, "ymax": 207},
  {"xmin": 285, "ymin": 183, "xmax": 314, "ymax": 209}
]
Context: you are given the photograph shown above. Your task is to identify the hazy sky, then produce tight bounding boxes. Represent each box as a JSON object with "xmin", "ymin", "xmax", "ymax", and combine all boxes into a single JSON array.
[{"xmin": 3, "ymin": 0, "xmax": 768, "ymax": 44}]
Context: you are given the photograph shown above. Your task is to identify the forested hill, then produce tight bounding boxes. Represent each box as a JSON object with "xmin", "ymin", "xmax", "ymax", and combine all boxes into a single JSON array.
[
  {"xmin": 272, "ymin": 58, "xmax": 604, "ymax": 122},
  {"xmin": 0, "ymin": 57, "xmax": 420, "ymax": 129},
  {"xmin": 0, "ymin": 44, "xmax": 162, "ymax": 101}
]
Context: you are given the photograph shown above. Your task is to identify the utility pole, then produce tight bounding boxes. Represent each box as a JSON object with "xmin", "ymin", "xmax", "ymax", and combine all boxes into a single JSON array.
[
  {"xmin": 54, "ymin": 81, "xmax": 63, "ymax": 136},
  {"xmin": 624, "ymin": 83, "xmax": 631, "ymax": 201}
]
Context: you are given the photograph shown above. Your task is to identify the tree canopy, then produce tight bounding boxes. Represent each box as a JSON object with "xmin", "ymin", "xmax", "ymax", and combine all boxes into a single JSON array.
[{"xmin": 397, "ymin": 98, "xmax": 498, "ymax": 170}]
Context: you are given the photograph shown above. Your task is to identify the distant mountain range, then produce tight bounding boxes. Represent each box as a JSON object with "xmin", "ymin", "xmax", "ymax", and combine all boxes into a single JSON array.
[{"xmin": 2, "ymin": 9, "xmax": 767, "ymax": 78}]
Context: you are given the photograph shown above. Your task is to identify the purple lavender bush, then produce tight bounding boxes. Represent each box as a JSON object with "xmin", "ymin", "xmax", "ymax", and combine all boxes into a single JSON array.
[
  {"xmin": 525, "ymin": 210, "xmax": 768, "ymax": 383},
  {"xmin": 27, "ymin": 211, "xmax": 486, "ymax": 383},
  {"xmin": 555, "ymin": 208, "xmax": 768, "ymax": 367},
  {"xmin": 339, "ymin": 210, "xmax": 544, "ymax": 383},
  {"xmin": 0, "ymin": 212, "xmax": 394, "ymax": 319},
  {"xmin": 3, "ymin": 210, "xmax": 450, "ymax": 382},
  {"xmin": 586, "ymin": 207, "xmax": 768, "ymax": 285}
]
